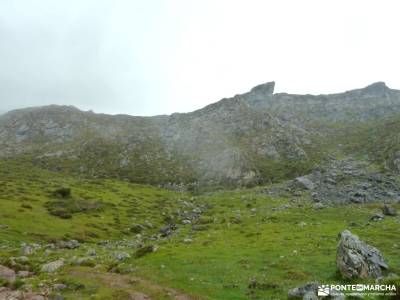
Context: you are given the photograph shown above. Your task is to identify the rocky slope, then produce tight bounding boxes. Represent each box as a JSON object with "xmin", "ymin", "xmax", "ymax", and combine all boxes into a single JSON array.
[{"xmin": 1, "ymin": 82, "xmax": 400, "ymax": 187}]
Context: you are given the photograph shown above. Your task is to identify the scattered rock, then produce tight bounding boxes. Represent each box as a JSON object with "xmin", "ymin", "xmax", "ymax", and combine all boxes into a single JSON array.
[
  {"xmin": 350, "ymin": 191, "xmax": 367, "ymax": 203},
  {"xmin": 0, "ymin": 287, "xmax": 45, "ymax": 300},
  {"xmin": 298, "ymin": 221, "xmax": 307, "ymax": 228},
  {"xmin": 20, "ymin": 243, "xmax": 41, "ymax": 255},
  {"xmin": 144, "ymin": 221, "xmax": 154, "ymax": 228},
  {"xmin": 233, "ymin": 214, "xmax": 242, "ymax": 224},
  {"xmin": 15, "ymin": 256, "xmax": 29, "ymax": 263},
  {"xmin": 295, "ymin": 176, "xmax": 315, "ymax": 190},
  {"xmin": 370, "ymin": 213, "xmax": 384, "ymax": 222},
  {"xmin": 159, "ymin": 224, "xmax": 176, "ymax": 237},
  {"xmin": 57, "ymin": 240, "xmax": 80, "ymax": 249},
  {"xmin": 22, "ymin": 245, "xmax": 35, "ymax": 255},
  {"xmin": 302, "ymin": 291, "xmax": 318, "ymax": 300},
  {"xmin": 130, "ymin": 224, "xmax": 145, "ymax": 234},
  {"xmin": 272, "ymin": 204, "xmax": 291, "ymax": 211},
  {"xmin": 26, "ymin": 293, "xmax": 46, "ymax": 300},
  {"xmin": 385, "ymin": 273, "xmax": 399, "ymax": 281},
  {"xmin": 0, "ymin": 265, "xmax": 16, "ymax": 282},
  {"xmin": 87, "ymin": 249, "xmax": 97, "ymax": 256},
  {"xmin": 135, "ymin": 245, "xmax": 156, "ymax": 258},
  {"xmin": 248, "ymin": 278, "xmax": 258, "ymax": 289},
  {"xmin": 292, "ymin": 191, "xmax": 302, "ymax": 197},
  {"xmin": 348, "ymin": 221, "xmax": 359, "ymax": 227},
  {"xmin": 191, "ymin": 225, "xmax": 209, "ymax": 231},
  {"xmin": 336, "ymin": 230, "xmax": 388, "ymax": 279},
  {"xmin": 113, "ymin": 252, "xmax": 131, "ymax": 261},
  {"xmin": 17, "ymin": 270, "xmax": 32, "ymax": 278},
  {"xmin": 313, "ymin": 202, "xmax": 326, "ymax": 210},
  {"xmin": 53, "ymin": 283, "xmax": 67, "ymax": 291},
  {"xmin": 41, "ymin": 259, "xmax": 64, "ymax": 273},
  {"xmin": 45, "ymin": 243, "xmax": 56, "ymax": 249},
  {"xmin": 382, "ymin": 204, "xmax": 397, "ymax": 216},
  {"xmin": 71, "ymin": 256, "xmax": 95, "ymax": 266},
  {"xmin": 192, "ymin": 208, "xmax": 202, "ymax": 214},
  {"xmin": 288, "ymin": 282, "xmax": 318, "ymax": 299}
]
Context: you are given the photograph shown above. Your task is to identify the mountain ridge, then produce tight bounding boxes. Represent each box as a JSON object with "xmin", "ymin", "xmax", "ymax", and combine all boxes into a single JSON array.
[
  {"xmin": 1, "ymin": 81, "xmax": 400, "ymax": 188},
  {"xmin": 2, "ymin": 81, "xmax": 394, "ymax": 118}
]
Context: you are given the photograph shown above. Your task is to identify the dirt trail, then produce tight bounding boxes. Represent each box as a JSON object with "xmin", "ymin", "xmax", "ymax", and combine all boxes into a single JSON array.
[{"xmin": 70, "ymin": 269, "xmax": 202, "ymax": 300}]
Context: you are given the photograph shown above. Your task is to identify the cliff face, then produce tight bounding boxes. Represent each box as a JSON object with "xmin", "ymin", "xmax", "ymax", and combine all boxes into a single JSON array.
[{"xmin": 1, "ymin": 82, "xmax": 400, "ymax": 186}]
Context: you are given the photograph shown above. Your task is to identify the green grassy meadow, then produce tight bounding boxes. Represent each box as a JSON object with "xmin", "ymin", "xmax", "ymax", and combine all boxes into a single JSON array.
[{"xmin": 0, "ymin": 160, "xmax": 399, "ymax": 299}]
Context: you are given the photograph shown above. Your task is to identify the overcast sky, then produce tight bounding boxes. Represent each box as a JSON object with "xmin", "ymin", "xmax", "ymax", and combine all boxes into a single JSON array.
[{"xmin": 0, "ymin": 0, "xmax": 399, "ymax": 116}]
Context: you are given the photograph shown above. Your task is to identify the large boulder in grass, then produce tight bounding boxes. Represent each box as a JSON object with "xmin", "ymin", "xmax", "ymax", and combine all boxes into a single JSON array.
[{"xmin": 336, "ymin": 230, "xmax": 388, "ymax": 279}]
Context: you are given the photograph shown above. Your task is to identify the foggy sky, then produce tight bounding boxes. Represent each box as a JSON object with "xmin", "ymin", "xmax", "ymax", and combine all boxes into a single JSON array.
[{"xmin": 1, "ymin": 0, "xmax": 400, "ymax": 116}]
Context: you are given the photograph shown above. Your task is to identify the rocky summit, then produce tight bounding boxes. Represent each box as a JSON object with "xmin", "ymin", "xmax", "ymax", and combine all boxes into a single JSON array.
[{"xmin": 1, "ymin": 82, "xmax": 400, "ymax": 189}]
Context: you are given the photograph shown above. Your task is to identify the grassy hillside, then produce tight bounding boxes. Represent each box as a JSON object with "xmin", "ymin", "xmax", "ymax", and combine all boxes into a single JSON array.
[
  {"xmin": 0, "ymin": 159, "xmax": 185, "ymax": 243},
  {"xmin": 0, "ymin": 160, "xmax": 399, "ymax": 299}
]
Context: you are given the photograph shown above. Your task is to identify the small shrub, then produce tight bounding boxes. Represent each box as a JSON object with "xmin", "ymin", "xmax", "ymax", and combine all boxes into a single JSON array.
[
  {"xmin": 9, "ymin": 279, "xmax": 24, "ymax": 290},
  {"xmin": 20, "ymin": 203, "xmax": 33, "ymax": 209},
  {"xmin": 0, "ymin": 278, "xmax": 7, "ymax": 287},
  {"xmin": 59, "ymin": 277, "xmax": 86, "ymax": 291},
  {"xmin": 48, "ymin": 208, "xmax": 72, "ymax": 219},
  {"xmin": 51, "ymin": 187, "xmax": 71, "ymax": 198},
  {"xmin": 135, "ymin": 245, "xmax": 155, "ymax": 258},
  {"xmin": 45, "ymin": 198, "xmax": 104, "ymax": 218},
  {"xmin": 129, "ymin": 224, "xmax": 145, "ymax": 234},
  {"xmin": 196, "ymin": 216, "xmax": 214, "ymax": 224}
]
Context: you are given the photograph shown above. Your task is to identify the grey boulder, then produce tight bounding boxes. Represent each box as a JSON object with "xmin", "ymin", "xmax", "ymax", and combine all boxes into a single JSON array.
[{"xmin": 336, "ymin": 230, "xmax": 388, "ymax": 279}]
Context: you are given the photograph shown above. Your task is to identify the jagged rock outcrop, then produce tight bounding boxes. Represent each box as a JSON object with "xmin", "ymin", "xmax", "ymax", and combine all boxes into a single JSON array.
[
  {"xmin": 336, "ymin": 230, "xmax": 388, "ymax": 279},
  {"xmin": 249, "ymin": 81, "xmax": 275, "ymax": 96}
]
